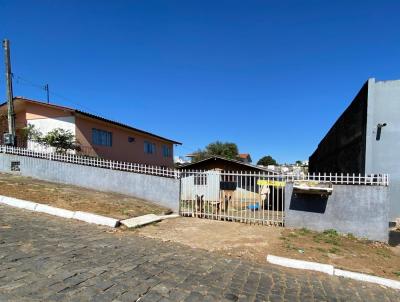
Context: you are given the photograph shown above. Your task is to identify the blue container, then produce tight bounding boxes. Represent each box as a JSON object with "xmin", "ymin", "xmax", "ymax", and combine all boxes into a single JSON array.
[{"xmin": 247, "ymin": 203, "xmax": 259, "ymax": 211}]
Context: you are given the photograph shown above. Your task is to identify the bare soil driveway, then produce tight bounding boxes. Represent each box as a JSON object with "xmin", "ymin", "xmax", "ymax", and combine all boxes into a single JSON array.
[{"xmin": 0, "ymin": 205, "xmax": 398, "ymax": 302}]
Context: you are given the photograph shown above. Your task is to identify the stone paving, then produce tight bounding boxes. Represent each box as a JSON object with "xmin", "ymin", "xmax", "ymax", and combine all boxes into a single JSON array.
[{"xmin": 0, "ymin": 204, "xmax": 399, "ymax": 302}]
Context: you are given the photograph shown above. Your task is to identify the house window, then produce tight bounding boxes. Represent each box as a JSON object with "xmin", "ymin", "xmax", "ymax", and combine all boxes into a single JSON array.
[
  {"xmin": 194, "ymin": 174, "xmax": 207, "ymax": 186},
  {"xmin": 92, "ymin": 128, "xmax": 112, "ymax": 147},
  {"xmin": 162, "ymin": 145, "xmax": 172, "ymax": 157},
  {"xmin": 144, "ymin": 141, "xmax": 156, "ymax": 154}
]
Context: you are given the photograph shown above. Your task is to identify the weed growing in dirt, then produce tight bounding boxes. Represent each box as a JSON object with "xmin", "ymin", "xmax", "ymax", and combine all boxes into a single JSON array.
[
  {"xmin": 376, "ymin": 249, "xmax": 391, "ymax": 259},
  {"xmin": 316, "ymin": 247, "xmax": 327, "ymax": 253},
  {"xmin": 313, "ymin": 229, "xmax": 340, "ymax": 245},
  {"xmin": 328, "ymin": 247, "xmax": 340, "ymax": 254},
  {"xmin": 346, "ymin": 233, "xmax": 356, "ymax": 240},
  {"xmin": 393, "ymin": 271, "xmax": 400, "ymax": 277},
  {"xmin": 287, "ymin": 232, "xmax": 298, "ymax": 238},
  {"xmin": 298, "ymin": 228, "xmax": 311, "ymax": 236}
]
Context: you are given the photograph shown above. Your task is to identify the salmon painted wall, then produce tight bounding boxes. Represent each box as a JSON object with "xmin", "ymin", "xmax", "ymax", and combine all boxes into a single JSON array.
[
  {"xmin": 75, "ymin": 115, "xmax": 174, "ymax": 167},
  {"xmin": 25, "ymin": 102, "xmax": 73, "ymax": 120}
]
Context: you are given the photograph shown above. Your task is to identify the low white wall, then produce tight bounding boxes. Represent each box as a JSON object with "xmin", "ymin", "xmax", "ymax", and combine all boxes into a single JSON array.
[{"xmin": 0, "ymin": 153, "xmax": 179, "ymax": 211}]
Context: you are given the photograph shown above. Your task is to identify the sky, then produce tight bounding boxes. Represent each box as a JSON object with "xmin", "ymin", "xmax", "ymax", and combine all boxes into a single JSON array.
[{"xmin": 1, "ymin": 1, "xmax": 400, "ymax": 164}]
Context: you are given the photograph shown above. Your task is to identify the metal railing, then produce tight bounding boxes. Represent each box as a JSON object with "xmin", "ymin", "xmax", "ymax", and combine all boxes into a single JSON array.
[
  {"xmin": 179, "ymin": 170, "xmax": 389, "ymax": 226},
  {"xmin": 0, "ymin": 145, "xmax": 178, "ymax": 178}
]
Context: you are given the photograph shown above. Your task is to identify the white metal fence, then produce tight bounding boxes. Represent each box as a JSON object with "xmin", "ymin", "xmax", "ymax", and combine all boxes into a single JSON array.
[
  {"xmin": 0, "ymin": 145, "xmax": 178, "ymax": 178},
  {"xmin": 179, "ymin": 170, "xmax": 389, "ymax": 226}
]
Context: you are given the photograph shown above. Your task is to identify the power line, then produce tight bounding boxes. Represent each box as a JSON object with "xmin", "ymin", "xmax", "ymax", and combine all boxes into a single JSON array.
[{"xmin": 12, "ymin": 73, "xmax": 104, "ymax": 116}]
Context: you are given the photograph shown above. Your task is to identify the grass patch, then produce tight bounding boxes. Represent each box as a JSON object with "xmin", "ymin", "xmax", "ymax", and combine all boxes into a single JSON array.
[
  {"xmin": 376, "ymin": 249, "xmax": 391, "ymax": 259},
  {"xmin": 346, "ymin": 233, "xmax": 356, "ymax": 240},
  {"xmin": 297, "ymin": 228, "xmax": 311, "ymax": 236},
  {"xmin": 328, "ymin": 247, "xmax": 340, "ymax": 254},
  {"xmin": 313, "ymin": 229, "xmax": 340, "ymax": 245},
  {"xmin": 393, "ymin": 271, "xmax": 400, "ymax": 277}
]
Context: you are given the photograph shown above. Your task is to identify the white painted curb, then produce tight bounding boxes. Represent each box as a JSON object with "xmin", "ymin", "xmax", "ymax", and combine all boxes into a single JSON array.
[
  {"xmin": 266, "ymin": 255, "xmax": 334, "ymax": 275},
  {"xmin": 35, "ymin": 204, "xmax": 74, "ymax": 219},
  {"xmin": 73, "ymin": 211, "xmax": 119, "ymax": 228},
  {"xmin": 0, "ymin": 195, "xmax": 119, "ymax": 228},
  {"xmin": 267, "ymin": 255, "xmax": 400, "ymax": 290},
  {"xmin": 0, "ymin": 196, "xmax": 38, "ymax": 211},
  {"xmin": 334, "ymin": 269, "xmax": 400, "ymax": 290}
]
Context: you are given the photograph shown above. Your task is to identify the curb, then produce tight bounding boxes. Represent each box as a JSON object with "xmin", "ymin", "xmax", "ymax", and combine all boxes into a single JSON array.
[
  {"xmin": 35, "ymin": 204, "xmax": 74, "ymax": 219},
  {"xmin": 0, "ymin": 195, "xmax": 38, "ymax": 211},
  {"xmin": 334, "ymin": 269, "xmax": 400, "ymax": 290},
  {"xmin": 73, "ymin": 211, "xmax": 119, "ymax": 228},
  {"xmin": 266, "ymin": 255, "xmax": 334, "ymax": 275},
  {"xmin": 0, "ymin": 195, "xmax": 119, "ymax": 228},
  {"xmin": 266, "ymin": 255, "xmax": 400, "ymax": 290}
]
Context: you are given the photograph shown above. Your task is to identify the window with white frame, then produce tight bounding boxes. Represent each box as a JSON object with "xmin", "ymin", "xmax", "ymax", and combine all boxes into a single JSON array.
[
  {"xmin": 92, "ymin": 128, "xmax": 112, "ymax": 147},
  {"xmin": 144, "ymin": 141, "xmax": 156, "ymax": 154},
  {"xmin": 162, "ymin": 145, "xmax": 172, "ymax": 157}
]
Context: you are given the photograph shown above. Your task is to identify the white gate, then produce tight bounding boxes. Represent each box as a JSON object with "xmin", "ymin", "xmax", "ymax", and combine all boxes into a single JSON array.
[{"xmin": 179, "ymin": 170, "xmax": 285, "ymax": 226}]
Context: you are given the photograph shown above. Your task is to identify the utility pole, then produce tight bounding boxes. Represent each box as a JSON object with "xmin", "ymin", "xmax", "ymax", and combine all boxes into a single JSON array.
[
  {"xmin": 3, "ymin": 39, "xmax": 16, "ymax": 146},
  {"xmin": 44, "ymin": 84, "xmax": 49, "ymax": 104}
]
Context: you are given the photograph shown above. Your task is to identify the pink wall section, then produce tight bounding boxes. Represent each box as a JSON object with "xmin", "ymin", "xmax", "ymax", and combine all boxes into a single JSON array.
[
  {"xmin": 75, "ymin": 115, "xmax": 174, "ymax": 167},
  {"xmin": 25, "ymin": 103, "xmax": 73, "ymax": 119}
]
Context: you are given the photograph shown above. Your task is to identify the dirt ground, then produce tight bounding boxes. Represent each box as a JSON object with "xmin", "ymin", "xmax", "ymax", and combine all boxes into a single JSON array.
[
  {"xmin": 0, "ymin": 173, "xmax": 169, "ymax": 219},
  {"xmin": 135, "ymin": 217, "xmax": 400, "ymax": 280}
]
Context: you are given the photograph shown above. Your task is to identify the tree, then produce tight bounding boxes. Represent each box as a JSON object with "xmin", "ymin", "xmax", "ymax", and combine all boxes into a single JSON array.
[
  {"xmin": 295, "ymin": 160, "xmax": 303, "ymax": 166},
  {"xmin": 257, "ymin": 155, "xmax": 277, "ymax": 166},
  {"xmin": 23, "ymin": 125, "xmax": 80, "ymax": 153},
  {"xmin": 20, "ymin": 124, "xmax": 43, "ymax": 142},
  {"xmin": 192, "ymin": 141, "xmax": 239, "ymax": 162},
  {"xmin": 41, "ymin": 128, "xmax": 80, "ymax": 153}
]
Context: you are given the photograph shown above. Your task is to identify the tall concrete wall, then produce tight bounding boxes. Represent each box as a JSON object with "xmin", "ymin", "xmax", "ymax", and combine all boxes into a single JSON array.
[
  {"xmin": 0, "ymin": 153, "xmax": 180, "ymax": 211},
  {"xmin": 285, "ymin": 183, "xmax": 389, "ymax": 242},
  {"xmin": 309, "ymin": 81, "xmax": 368, "ymax": 174},
  {"xmin": 365, "ymin": 79, "xmax": 400, "ymax": 221},
  {"xmin": 309, "ymin": 78, "xmax": 400, "ymax": 221}
]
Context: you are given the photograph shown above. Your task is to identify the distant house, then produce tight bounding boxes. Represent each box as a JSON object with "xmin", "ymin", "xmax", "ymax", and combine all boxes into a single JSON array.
[
  {"xmin": 0, "ymin": 97, "xmax": 181, "ymax": 167},
  {"xmin": 238, "ymin": 153, "xmax": 252, "ymax": 163}
]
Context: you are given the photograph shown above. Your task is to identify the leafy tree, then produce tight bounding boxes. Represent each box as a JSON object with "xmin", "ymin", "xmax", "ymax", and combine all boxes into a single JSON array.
[
  {"xmin": 192, "ymin": 141, "xmax": 239, "ymax": 162},
  {"xmin": 257, "ymin": 155, "xmax": 277, "ymax": 166},
  {"xmin": 21, "ymin": 124, "xmax": 43, "ymax": 142},
  {"xmin": 23, "ymin": 125, "xmax": 80, "ymax": 153},
  {"xmin": 295, "ymin": 160, "xmax": 303, "ymax": 166},
  {"xmin": 41, "ymin": 128, "xmax": 81, "ymax": 153}
]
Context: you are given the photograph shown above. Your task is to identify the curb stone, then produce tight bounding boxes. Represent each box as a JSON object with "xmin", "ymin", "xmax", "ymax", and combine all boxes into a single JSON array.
[
  {"xmin": 35, "ymin": 204, "xmax": 75, "ymax": 219},
  {"xmin": 0, "ymin": 195, "xmax": 119, "ymax": 227},
  {"xmin": 266, "ymin": 254, "xmax": 400, "ymax": 290},
  {"xmin": 266, "ymin": 255, "xmax": 334, "ymax": 275}
]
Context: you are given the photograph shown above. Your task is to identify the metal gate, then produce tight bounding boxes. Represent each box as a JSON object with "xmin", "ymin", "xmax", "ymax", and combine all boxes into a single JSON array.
[{"xmin": 179, "ymin": 170, "xmax": 285, "ymax": 226}]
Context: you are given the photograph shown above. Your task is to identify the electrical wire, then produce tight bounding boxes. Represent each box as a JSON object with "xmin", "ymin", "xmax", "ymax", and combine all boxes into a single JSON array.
[{"xmin": 12, "ymin": 73, "xmax": 104, "ymax": 116}]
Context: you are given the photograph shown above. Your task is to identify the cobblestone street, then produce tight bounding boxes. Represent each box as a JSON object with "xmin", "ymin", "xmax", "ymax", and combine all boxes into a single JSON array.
[{"xmin": 0, "ymin": 204, "xmax": 398, "ymax": 302}]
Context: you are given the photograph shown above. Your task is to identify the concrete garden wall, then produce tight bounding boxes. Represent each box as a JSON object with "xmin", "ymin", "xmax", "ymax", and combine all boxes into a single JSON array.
[
  {"xmin": 285, "ymin": 183, "xmax": 389, "ymax": 242},
  {"xmin": 0, "ymin": 153, "xmax": 180, "ymax": 211}
]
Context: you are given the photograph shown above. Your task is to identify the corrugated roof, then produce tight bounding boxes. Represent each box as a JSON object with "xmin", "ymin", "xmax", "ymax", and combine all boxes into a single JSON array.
[
  {"xmin": 177, "ymin": 155, "xmax": 276, "ymax": 173},
  {"xmin": 3, "ymin": 97, "xmax": 181, "ymax": 145}
]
